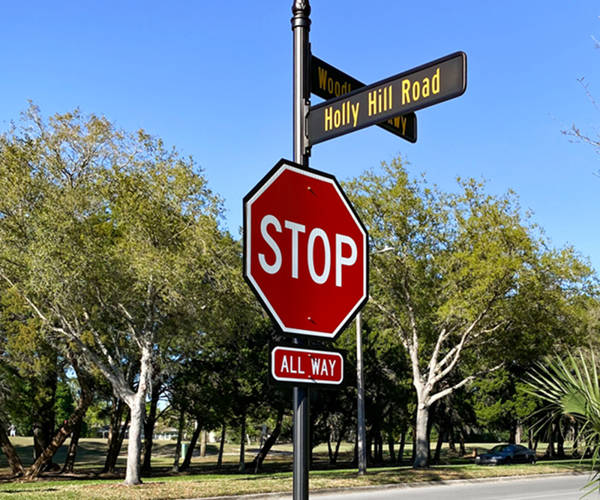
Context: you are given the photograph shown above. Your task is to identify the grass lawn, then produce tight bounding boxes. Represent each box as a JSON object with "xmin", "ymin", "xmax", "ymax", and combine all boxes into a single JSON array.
[{"xmin": 0, "ymin": 438, "xmax": 592, "ymax": 499}]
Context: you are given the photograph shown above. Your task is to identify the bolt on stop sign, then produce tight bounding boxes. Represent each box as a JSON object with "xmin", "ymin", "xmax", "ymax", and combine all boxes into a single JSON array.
[{"xmin": 244, "ymin": 159, "xmax": 368, "ymax": 339}]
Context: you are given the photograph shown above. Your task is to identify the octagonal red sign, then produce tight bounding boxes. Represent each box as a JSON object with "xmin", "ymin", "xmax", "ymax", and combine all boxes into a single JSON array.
[{"xmin": 243, "ymin": 159, "xmax": 368, "ymax": 339}]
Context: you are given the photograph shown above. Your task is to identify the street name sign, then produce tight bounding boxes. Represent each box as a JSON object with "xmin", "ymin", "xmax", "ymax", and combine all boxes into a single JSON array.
[
  {"xmin": 271, "ymin": 346, "xmax": 344, "ymax": 385},
  {"xmin": 243, "ymin": 159, "xmax": 368, "ymax": 339},
  {"xmin": 311, "ymin": 55, "xmax": 417, "ymax": 143},
  {"xmin": 308, "ymin": 51, "xmax": 466, "ymax": 145}
]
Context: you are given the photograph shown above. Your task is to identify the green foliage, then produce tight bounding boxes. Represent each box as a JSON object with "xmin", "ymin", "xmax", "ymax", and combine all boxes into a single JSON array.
[
  {"xmin": 525, "ymin": 349, "xmax": 600, "ymax": 495},
  {"xmin": 54, "ymin": 380, "xmax": 75, "ymax": 428},
  {"xmin": 344, "ymin": 156, "xmax": 595, "ymax": 378}
]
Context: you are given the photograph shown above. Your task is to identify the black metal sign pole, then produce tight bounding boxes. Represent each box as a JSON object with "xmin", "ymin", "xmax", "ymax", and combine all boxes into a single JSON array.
[{"xmin": 291, "ymin": 1, "xmax": 311, "ymax": 499}]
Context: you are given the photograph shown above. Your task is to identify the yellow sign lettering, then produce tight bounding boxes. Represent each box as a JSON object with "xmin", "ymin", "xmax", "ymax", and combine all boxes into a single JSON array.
[
  {"xmin": 318, "ymin": 66, "xmax": 328, "ymax": 92},
  {"xmin": 402, "ymin": 79, "xmax": 411, "ymax": 104},
  {"xmin": 351, "ymin": 102, "xmax": 359, "ymax": 127},
  {"xmin": 323, "ymin": 99, "xmax": 360, "ymax": 132},
  {"xmin": 400, "ymin": 66, "xmax": 441, "ymax": 105},
  {"xmin": 325, "ymin": 107, "xmax": 332, "ymax": 131},
  {"xmin": 432, "ymin": 67, "xmax": 440, "ymax": 94},
  {"xmin": 368, "ymin": 85, "xmax": 393, "ymax": 116}
]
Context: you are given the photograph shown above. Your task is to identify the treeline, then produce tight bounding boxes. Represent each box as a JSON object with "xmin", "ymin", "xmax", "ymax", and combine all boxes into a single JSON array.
[{"xmin": 0, "ymin": 106, "xmax": 597, "ymax": 484}]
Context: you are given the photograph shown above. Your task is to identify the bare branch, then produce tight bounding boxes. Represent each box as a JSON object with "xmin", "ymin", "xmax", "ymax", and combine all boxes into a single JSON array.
[
  {"xmin": 0, "ymin": 269, "xmax": 135, "ymax": 402},
  {"xmin": 431, "ymin": 303, "xmax": 497, "ymax": 386},
  {"xmin": 428, "ymin": 327, "xmax": 448, "ymax": 382},
  {"xmin": 429, "ymin": 362, "xmax": 504, "ymax": 406},
  {"xmin": 0, "ymin": 271, "xmax": 50, "ymax": 323}
]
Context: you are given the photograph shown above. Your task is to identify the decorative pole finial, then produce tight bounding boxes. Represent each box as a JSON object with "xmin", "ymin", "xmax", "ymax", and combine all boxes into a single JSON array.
[{"xmin": 291, "ymin": 0, "xmax": 311, "ymax": 28}]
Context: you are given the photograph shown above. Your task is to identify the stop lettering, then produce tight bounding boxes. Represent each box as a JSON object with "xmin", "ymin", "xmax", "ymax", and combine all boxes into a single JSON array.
[{"xmin": 243, "ymin": 159, "xmax": 368, "ymax": 339}]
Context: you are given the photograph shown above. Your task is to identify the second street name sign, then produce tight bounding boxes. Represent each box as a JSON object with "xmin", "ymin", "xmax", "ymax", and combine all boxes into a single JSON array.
[
  {"xmin": 311, "ymin": 55, "xmax": 417, "ymax": 143},
  {"xmin": 308, "ymin": 51, "xmax": 466, "ymax": 145}
]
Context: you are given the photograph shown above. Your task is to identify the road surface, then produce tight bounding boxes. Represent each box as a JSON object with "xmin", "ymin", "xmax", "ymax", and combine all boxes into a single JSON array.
[{"xmin": 311, "ymin": 474, "xmax": 591, "ymax": 500}]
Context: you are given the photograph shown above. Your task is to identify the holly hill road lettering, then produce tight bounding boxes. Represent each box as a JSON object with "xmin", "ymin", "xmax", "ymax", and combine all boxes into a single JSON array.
[
  {"xmin": 311, "ymin": 55, "xmax": 417, "ymax": 142},
  {"xmin": 308, "ymin": 51, "xmax": 466, "ymax": 145}
]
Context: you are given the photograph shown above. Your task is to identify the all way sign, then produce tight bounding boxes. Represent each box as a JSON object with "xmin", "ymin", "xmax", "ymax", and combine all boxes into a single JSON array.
[
  {"xmin": 271, "ymin": 346, "xmax": 344, "ymax": 385},
  {"xmin": 308, "ymin": 51, "xmax": 466, "ymax": 145}
]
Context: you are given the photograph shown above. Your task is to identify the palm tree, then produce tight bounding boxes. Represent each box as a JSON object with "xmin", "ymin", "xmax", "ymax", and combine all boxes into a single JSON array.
[{"xmin": 525, "ymin": 350, "xmax": 600, "ymax": 495}]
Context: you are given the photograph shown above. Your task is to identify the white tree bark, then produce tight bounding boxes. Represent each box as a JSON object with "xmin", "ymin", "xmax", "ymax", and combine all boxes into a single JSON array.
[
  {"xmin": 0, "ymin": 272, "xmax": 157, "ymax": 485},
  {"xmin": 123, "ymin": 342, "xmax": 153, "ymax": 486},
  {"xmin": 413, "ymin": 403, "xmax": 430, "ymax": 468},
  {"xmin": 372, "ymin": 287, "xmax": 503, "ymax": 468}
]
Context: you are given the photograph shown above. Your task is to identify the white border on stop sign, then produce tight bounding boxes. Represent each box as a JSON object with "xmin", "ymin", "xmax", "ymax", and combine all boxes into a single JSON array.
[{"xmin": 244, "ymin": 160, "xmax": 368, "ymax": 339}]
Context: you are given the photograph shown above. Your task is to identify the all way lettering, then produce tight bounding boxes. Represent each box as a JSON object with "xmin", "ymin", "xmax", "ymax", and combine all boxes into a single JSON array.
[{"xmin": 271, "ymin": 346, "xmax": 344, "ymax": 385}]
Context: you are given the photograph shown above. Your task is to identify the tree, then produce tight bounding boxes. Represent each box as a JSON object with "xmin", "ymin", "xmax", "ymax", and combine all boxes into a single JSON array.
[
  {"xmin": 0, "ymin": 105, "xmax": 225, "ymax": 484},
  {"xmin": 344, "ymin": 158, "xmax": 596, "ymax": 467}
]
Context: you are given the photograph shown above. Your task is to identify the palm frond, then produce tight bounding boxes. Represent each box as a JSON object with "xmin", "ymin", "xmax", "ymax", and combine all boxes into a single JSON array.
[{"xmin": 524, "ymin": 349, "xmax": 600, "ymax": 498}]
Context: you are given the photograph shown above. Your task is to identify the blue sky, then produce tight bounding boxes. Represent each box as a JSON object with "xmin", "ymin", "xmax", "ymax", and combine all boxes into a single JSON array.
[{"xmin": 2, "ymin": 1, "xmax": 599, "ymax": 271}]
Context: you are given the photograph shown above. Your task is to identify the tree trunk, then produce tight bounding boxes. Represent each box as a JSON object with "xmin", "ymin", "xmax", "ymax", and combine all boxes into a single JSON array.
[
  {"xmin": 123, "ymin": 344, "xmax": 153, "ymax": 486},
  {"xmin": 556, "ymin": 421, "xmax": 565, "ymax": 458},
  {"xmin": 515, "ymin": 422, "xmax": 523, "ymax": 444},
  {"xmin": 25, "ymin": 385, "xmax": 93, "ymax": 480},
  {"xmin": 333, "ymin": 422, "xmax": 347, "ymax": 465},
  {"xmin": 252, "ymin": 407, "xmax": 284, "ymax": 473},
  {"xmin": 413, "ymin": 405, "xmax": 430, "ymax": 468},
  {"xmin": 448, "ymin": 423, "xmax": 456, "ymax": 453},
  {"xmin": 411, "ymin": 424, "xmax": 416, "ymax": 462},
  {"xmin": 238, "ymin": 413, "xmax": 246, "ymax": 473},
  {"xmin": 105, "ymin": 408, "xmax": 130, "ymax": 474},
  {"xmin": 200, "ymin": 430, "xmax": 207, "ymax": 458},
  {"xmin": 459, "ymin": 428, "xmax": 466, "ymax": 456},
  {"xmin": 508, "ymin": 422, "xmax": 516, "ymax": 444},
  {"xmin": 397, "ymin": 430, "xmax": 406, "ymax": 464},
  {"xmin": 387, "ymin": 433, "xmax": 396, "ymax": 463},
  {"xmin": 433, "ymin": 427, "xmax": 444, "ymax": 463},
  {"xmin": 544, "ymin": 423, "xmax": 556, "ymax": 459},
  {"xmin": 327, "ymin": 431, "xmax": 334, "ymax": 464},
  {"xmin": 217, "ymin": 422, "xmax": 226, "ymax": 469},
  {"xmin": 103, "ymin": 398, "xmax": 126, "ymax": 474},
  {"xmin": 62, "ymin": 416, "xmax": 83, "ymax": 473},
  {"xmin": 0, "ymin": 423, "xmax": 24, "ymax": 476},
  {"xmin": 180, "ymin": 419, "xmax": 202, "ymax": 471},
  {"xmin": 32, "ymin": 358, "xmax": 58, "ymax": 465},
  {"xmin": 376, "ymin": 432, "xmax": 384, "ymax": 463},
  {"xmin": 141, "ymin": 378, "xmax": 161, "ymax": 473},
  {"xmin": 123, "ymin": 390, "xmax": 146, "ymax": 485},
  {"xmin": 172, "ymin": 407, "xmax": 185, "ymax": 472}
]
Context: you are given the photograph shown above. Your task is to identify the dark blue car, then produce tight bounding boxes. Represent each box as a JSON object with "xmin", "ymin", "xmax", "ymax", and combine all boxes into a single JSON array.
[{"xmin": 474, "ymin": 444, "xmax": 537, "ymax": 465}]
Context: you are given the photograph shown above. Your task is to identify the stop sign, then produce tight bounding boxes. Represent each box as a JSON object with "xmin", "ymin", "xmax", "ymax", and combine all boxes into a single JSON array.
[{"xmin": 244, "ymin": 159, "xmax": 368, "ymax": 339}]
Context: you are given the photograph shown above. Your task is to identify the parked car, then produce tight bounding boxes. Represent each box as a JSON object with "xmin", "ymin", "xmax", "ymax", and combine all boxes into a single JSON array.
[{"xmin": 474, "ymin": 444, "xmax": 536, "ymax": 465}]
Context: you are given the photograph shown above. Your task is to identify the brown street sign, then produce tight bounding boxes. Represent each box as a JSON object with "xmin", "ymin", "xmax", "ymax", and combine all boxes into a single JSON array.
[
  {"xmin": 311, "ymin": 55, "xmax": 417, "ymax": 143},
  {"xmin": 308, "ymin": 51, "xmax": 466, "ymax": 146}
]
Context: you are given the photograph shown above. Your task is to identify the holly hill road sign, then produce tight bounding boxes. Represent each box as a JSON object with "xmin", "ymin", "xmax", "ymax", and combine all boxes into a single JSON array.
[
  {"xmin": 308, "ymin": 51, "xmax": 466, "ymax": 145},
  {"xmin": 271, "ymin": 346, "xmax": 344, "ymax": 385},
  {"xmin": 311, "ymin": 55, "xmax": 417, "ymax": 143},
  {"xmin": 243, "ymin": 159, "xmax": 368, "ymax": 340}
]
